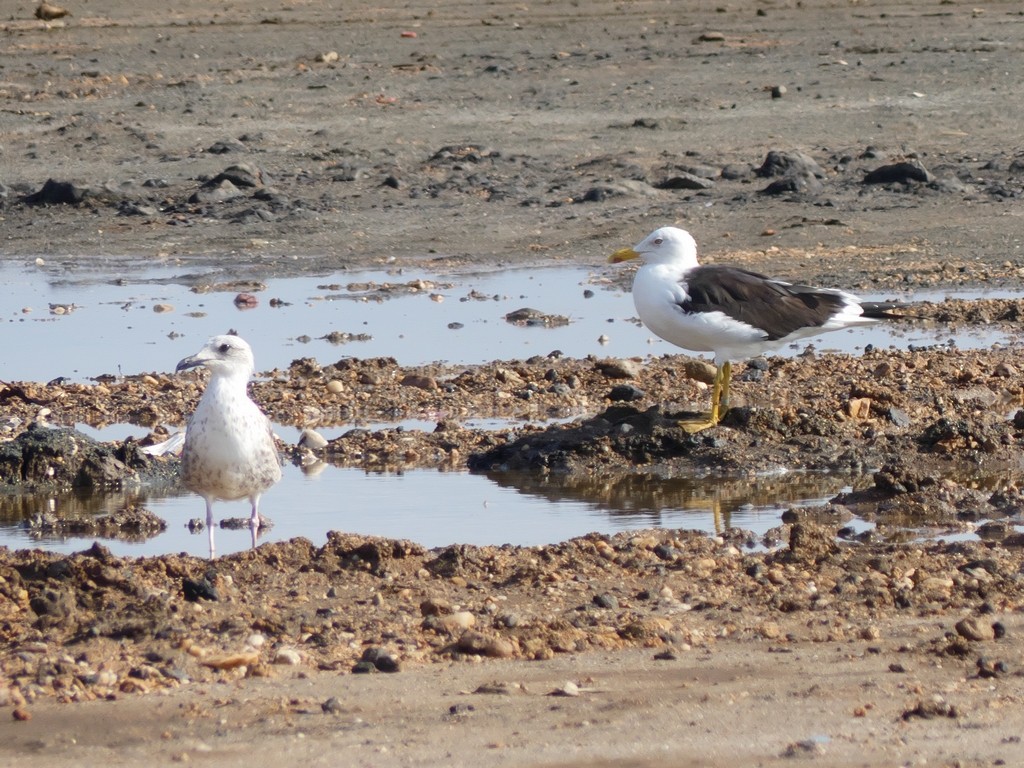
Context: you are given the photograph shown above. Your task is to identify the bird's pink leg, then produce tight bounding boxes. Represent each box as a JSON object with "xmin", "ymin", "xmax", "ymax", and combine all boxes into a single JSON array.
[
  {"xmin": 249, "ymin": 495, "xmax": 261, "ymax": 549},
  {"xmin": 205, "ymin": 497, "xmax": 216, "ymax": 558}
]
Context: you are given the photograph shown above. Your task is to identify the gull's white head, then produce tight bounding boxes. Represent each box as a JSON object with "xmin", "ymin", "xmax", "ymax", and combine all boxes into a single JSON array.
[
  {"xmin": 609, "ymin": 226, "xmax": 700, "ymax": 269},
  {"xmin": 176, "ymin": 334, "xmax": 256, "ymax": 379}
]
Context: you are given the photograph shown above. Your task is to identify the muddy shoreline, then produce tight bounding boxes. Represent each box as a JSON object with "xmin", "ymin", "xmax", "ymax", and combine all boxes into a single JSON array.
[{"xmin": 4, "ymin": 1, "xmax": 1024, "ymax": 765}]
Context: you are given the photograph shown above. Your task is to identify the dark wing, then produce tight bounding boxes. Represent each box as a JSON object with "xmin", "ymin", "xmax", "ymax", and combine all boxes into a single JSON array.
[{"xmin": 679, "ymin": 265, "xmax": 848, "ymax": 341}]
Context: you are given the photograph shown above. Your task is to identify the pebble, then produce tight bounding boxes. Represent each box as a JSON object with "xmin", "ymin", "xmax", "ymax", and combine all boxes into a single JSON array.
[
  {"xmin": 361, "ymin": 647, "xmax": 401, "ymax": 672},
  {"xmin": 298, "ymin": 428, "xmax": 329, "ymax": 449},
  {"xmin": 322, "ymin": 696, "xmax": 345, "ymax": 714},
  {"xmin": 420, "ymin": 597, "xmax": 454, "ymax": 616},
  {"xmin": 595, "ymin": 358, "xmax": 640, "ymax": 379},
  {"xmin": 456, "ymin": 630, "xmax": 514, "ymax": 658},
  {"xmin": 400, "ymin": 374, "xmax": 438, "ymax": 391},
  {"xmin": 273, "ymin": 648, "xmax": 302, "ymax": 665},
  {"xmin": 606, "ymin": 384, "xmax": 644, "ymax": 402},
  {"xmin": 426, "ymin": 611, "xmax": 475, "ymax": 634},
  {"xmin": 955, "ymin": 616, "xmax": 995, "ymax": 642},
  {"xmin": 681, "ymin": 360, "xmax": 717, "ymax": 385},
  {"xmin": 549, "ymin": 681, "xmax": 580, "ymax": 697}
]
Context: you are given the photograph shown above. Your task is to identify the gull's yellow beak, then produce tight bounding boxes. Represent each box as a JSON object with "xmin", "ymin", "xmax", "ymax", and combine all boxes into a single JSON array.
[{"xmin": 609, "ymin": 247, "xmax": 640, "ymax": 264}]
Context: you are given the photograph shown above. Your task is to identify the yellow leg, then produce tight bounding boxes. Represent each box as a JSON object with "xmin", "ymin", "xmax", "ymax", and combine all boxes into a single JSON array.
[
  {"xmin": 719, "ymin": 360, "xmax": 732, "ymax": 413},
  {"xmin": 678, "ymin": 361, "xmax": 731, "ymax": 433}
]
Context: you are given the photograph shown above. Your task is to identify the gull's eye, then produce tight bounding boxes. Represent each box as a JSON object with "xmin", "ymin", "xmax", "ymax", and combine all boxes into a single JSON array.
[
  {"xmin": 653, "ymin": 237, "xmax": 663, "ymax": 246},
  {"xmin": 218, "ymin": 343, "xmax": 231, "ymax": 354}
]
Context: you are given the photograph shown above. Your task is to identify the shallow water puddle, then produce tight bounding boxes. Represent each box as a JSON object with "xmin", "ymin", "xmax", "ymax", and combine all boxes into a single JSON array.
[
  {"xmin": 2, "ymin": 262, "xmax": 1021, "ymax": 555},
  {"xmin": 1, "ymin": 261, "xmax": 1019, "ymax": 383},
  {"xmin": 0, "ymin": 462, "xmax": 854, "ymax": 558}
]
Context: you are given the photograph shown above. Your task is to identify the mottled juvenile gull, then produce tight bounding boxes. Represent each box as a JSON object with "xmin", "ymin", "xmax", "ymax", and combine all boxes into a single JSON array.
[
  {"xmin": 176, "ymin": 334, "xmax": 281, "ymax": 555},
  {"xmin": 610, "ymin": 226, "xmax": 902, "ymax": 432}
]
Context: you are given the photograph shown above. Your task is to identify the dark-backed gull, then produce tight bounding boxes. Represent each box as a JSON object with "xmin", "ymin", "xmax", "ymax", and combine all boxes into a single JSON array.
[
  {"xmin": 610, "ymin": 226, "xmax": 901, "ymax": 432},
  {"xmin": 176, "ymin": 334, "xmax": 281, "ymax": 555}
]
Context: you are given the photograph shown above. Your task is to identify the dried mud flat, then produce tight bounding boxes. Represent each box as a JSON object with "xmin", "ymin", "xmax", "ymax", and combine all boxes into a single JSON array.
[{"xmin": 4, "ymin": 1, "xmax": 1024, "ymax": 766}]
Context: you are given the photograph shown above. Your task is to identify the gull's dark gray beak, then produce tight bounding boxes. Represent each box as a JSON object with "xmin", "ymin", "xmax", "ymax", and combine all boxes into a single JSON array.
[{"xmin": 176, "ymin": 350, "xmax": 213, "ymax": 372}]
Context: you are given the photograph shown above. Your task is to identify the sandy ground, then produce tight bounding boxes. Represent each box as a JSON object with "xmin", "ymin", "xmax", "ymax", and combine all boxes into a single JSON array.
[{"xmin": 4, "ymin": 1, "xmax": 1024, "ymax": 766}]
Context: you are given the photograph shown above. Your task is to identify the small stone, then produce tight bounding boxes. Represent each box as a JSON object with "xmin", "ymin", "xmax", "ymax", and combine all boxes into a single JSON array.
[
  {"xmin": 12, "ymin": 708, "xmax": 31, "ymax": 722},
  {"xmin": 234, "ymin": 293, "xmax": 259, "ymax": 308},
  {"xmin": 863, "ymin": 161, "xmax": 932, "ymax": 185},
  {"xmin": 682, "ymin": 359, "xmax": 717, "ymax": 385},
  {"xmin": 426, "ymin": 611, "xmax": 476, "ymax": 634},
  {"xmin": 153, "ymin": 304, "xmax": 174, "ymax": 313},
  {"xmin": 298, "ymin": 428, "xmax": 329, "ymax": 449},
  {"xmin": 361, "ymin": 647, "xmax": 401, "ymax": 672},
  {"xmin": 273, "ymin": 648, "xmax": 302, "ymax": 665},
  {"xmin": 782, "ymin": 739, "xmax": 827, "ymax": 757},
  {"xmin": 182, "ymin": 577, "xmax": 218, "ymax": 602},
  {"xmin": 456, "ymin": 630, "xmax": 514, "ymax": 658},
  {"xmin": 860, "ymin": 626, "xmax": 881, "ymax": 641},
  {"xmin": 993, "ymin": 362, "xmax": 1018, "ymax": 377},
  {"xmin": 592, "ymin": 593, "xmax": 619, "ymax": 610},
  {"xmin": 595, "ymin": 358, "xmax": 641, "ymax": 379},
  {"xmin": 549, "ymin": 681, "xmax": 580, "ymax": 697},
  {"xmin": 322, "ymin": 697, "xmax": 345, "ymax": 714},
  {"xmin": 400, "ymin": 374, "xmax": 438, "ymax": 391},
  {"xmin": 976, "ymin": 657, "xmax": 1008, "ymax": 679},
  {"xmin": 887, "ymin": 407, "xmax": 911, "ymax": 427},
  {"xmin": 955, "ymin": 617, "xmax": 996, "ymax": 642},
  {"xmin": 325, "ymin": 380, "xmax": 345, "ymax": 395},
  {"xmin": 606, "ymin": 384, "xmax": 644, "ymax": 402},
  {"xmin": 420, "ymin": 597, "xmax": 454, "ymax": 616},
  {"xmin": 770, "ymin": 84, "xmax": 786, "ymax": 98}
]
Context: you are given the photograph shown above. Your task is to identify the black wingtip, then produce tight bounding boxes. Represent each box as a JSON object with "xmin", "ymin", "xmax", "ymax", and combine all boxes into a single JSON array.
[{"xmin": 861, "ymin": 300, "xmax": 912, "ymax": 320}]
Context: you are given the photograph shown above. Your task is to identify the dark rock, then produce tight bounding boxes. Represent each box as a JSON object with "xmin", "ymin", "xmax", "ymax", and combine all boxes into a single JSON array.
[
  {"xmin": 760, "ymin": 172, "xmax": 823, "ymax": 197},
  {"xmin": 22, "ymin": 179, "xmax": 90, "ymax": 206},
  {"xmin": 361, "ymin": 646, "xmax": 401, "ymax": 672},
  {"xmin": 901, "ymin": 700, "xmax": 958, "ymax": 720},
  {"xmin": 208, "ymin": 162, "xmax": 266, "ymax": 188},
  {"xmin": 593, "ymin": 593, "xmax": 619, "ymax": 610},
  {"xmin": 504, "ymin": 308, "xmax": 569, "ymax": 327},
  {"xmin": 863, "ymin": 161, "xmax": 932, "ymax": 185},
  {"xmin": 607, "ymin": 384, "xmax": 644, "ymax": 402},
  {"xmin": 182, "ymin": 577, "xmax": 219, "ymax": 602},
  {"xmin": 0, "ymin": 424, "xmax": 150, "ymax": 491},
  {"xmin": 655, "ymin": 173, "xmax": 715, "ymax": 191},
  {"xmin": 29, "ymin": 587, "xmax": 75, "ymax": 627},
  {"xmin": 207, "ymin": 139, "xmax": 247, "ymax": 154},
  {"xmin": 720, "ymin": 163, "xmax": 752, "ymax": 180},
  {"xmin": 755, "ymin": 150, "xmax": 825, "ymax": 179},
  {"xmin": 322, "ymin": 697, "xmax": 345, "ymax": 714},
  {"xmin": 976, "ymin": 657, "xmax": 1008, "ymax": 679}
]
